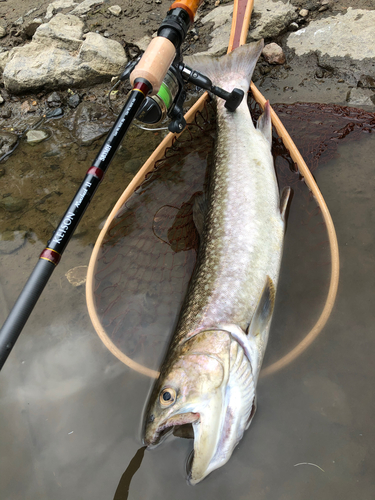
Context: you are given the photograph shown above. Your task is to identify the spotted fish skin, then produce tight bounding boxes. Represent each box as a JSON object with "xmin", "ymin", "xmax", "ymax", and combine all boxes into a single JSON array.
[{"xmin": 143, "ymin": 41, "xmax": 289, "ymax": 485}]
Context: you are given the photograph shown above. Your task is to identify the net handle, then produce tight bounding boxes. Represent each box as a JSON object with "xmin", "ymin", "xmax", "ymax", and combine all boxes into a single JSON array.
[{"xmin": 86, "ymin": 0, "xmax": 339, "ymax": 378}]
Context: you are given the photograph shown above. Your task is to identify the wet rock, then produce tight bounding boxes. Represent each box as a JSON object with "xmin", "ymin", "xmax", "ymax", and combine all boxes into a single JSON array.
[
  {"xmin": 0, "ymin": 132, "xmax": 18, "ymax": 156},
  {"xmin": 2, "ymin": 14, "xmax": 127, "ymax": 94},
  {"xmin": 1, "ymin": 109, "xmax": 11, "ymax": 119},
  {"xmin": 0, "ymin": 196, "xmax": 27, "ymax": 213},
  {"xmin": 67, "ymin": 93, "xmax": 81, "ymax": 108},
  {"xmin": 0, "ymin": 26, "xmax": 7, "ymax": 38},
  {"xmin": 287, "ymin": 9, "xmax": 375, "ymax": 86},
  {"xmin": 69, "ymin": 101, "xmax": 115, "ymax": 144},
  {"xmin": 20, "ymin": 100, "xmax": 33, "ymax": 113},
  {"xmin": 26, "ymin": 130, "xmax": 49, "ymax": 144},
  {"xmin": 299, "ymin": 9, "xmax": 309, "ymax": 17},
  {"xmin": 45, "ymin": 0, "xmax": 79, "ymax": 20},
  {"xmin": 0, "ymin": 231, "xmax": 27, "ymax": 254},
  {"xmin": 262, "ymin": 43, "xmax": 285, "ymax": 65},
  {"xmin": 108, "ymin": 5, "xmax": 122, "ymax": 17},
  {"xmin": 46, "ymin": 107, "xmax": 64, "ymax": 119},
  {"xmin": 47, "ymin": 91, "xmax": 62, "ymax": 107},
  {"xmin": 358, "ymin": 75, "xmax": 375, "ymax": 89},
  {"xmin": 346, "ymin": 88, "xmax": 375, "ymax": 107},
  {"xmin": 70, "ymin": 0, "xmax": 104, "ymax": 16}
]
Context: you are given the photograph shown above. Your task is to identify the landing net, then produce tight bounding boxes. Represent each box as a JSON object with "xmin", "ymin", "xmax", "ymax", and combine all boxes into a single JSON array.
[{"xmin": 88, "ymin": 99, "xmax": 374, "ymax": 374}]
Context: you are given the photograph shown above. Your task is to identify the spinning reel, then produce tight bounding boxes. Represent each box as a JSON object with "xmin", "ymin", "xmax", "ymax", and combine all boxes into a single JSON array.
[{"xmin": 120, "ymin": 54, "xmax": 245, "ymax": 133}]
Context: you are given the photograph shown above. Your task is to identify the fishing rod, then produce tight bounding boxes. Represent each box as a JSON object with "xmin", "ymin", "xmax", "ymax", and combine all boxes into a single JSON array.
[{"xmin": 0, "ymin": 0, "xmax": 245, "ymax": 370}]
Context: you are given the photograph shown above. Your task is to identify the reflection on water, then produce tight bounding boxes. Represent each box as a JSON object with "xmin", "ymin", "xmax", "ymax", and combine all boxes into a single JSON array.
[
  {"xmin": 0, "ymin": 104, "xmax": 375, "ymax": 499},
  {"xmin": 113, "ymin": 447, "xmax": 146, "ymax": 500}
]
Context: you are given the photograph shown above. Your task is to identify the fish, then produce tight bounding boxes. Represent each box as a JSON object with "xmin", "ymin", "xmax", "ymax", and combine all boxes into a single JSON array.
[{"xmin": 142, "ymin": 40, "xmax": 291, "ymax": 484}]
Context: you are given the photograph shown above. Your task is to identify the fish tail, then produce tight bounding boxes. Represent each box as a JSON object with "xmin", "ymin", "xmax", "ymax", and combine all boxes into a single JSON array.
[{"xmin": 184, "ymin": 40, "xmax": 264, "ymax": 92}]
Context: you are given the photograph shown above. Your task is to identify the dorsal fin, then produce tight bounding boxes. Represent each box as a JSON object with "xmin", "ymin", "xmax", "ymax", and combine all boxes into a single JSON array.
[
  {"xmin": 256, "ymin": 100, "xmax": 272, "ymax": 146},
  {"xmin": 248, "ymin": 276, "xmax": 275, "ymax": 337}
]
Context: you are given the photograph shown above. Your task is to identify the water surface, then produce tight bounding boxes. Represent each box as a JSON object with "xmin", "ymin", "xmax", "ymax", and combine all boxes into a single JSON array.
[{"xmin": 0, "ymin": 104, "xmax": 374, "ymax": 499}]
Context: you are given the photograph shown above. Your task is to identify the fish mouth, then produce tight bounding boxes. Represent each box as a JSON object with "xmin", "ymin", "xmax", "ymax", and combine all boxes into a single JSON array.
[{"xmin": 144, "ymin": 412, "xmax": 200, "ymax": 448}]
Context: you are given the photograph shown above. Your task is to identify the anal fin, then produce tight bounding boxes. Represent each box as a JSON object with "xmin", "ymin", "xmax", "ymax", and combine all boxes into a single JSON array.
[
  {"xmin": 256, "ymin": 100, "xmax": 272, "ymax": 146},
  {"xmin": 280, "ymin": 186, "xmax": 292, "ymax": 222}
]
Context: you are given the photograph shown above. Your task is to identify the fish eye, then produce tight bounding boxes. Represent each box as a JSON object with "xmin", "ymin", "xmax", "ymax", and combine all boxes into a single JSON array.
[{"xmin": 159, "ymin": 387, "xmax": 176, "ymax": 407}]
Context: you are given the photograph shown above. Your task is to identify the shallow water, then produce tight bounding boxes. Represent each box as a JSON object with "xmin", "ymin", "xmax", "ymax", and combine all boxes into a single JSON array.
[{"xmin": 0, "ymin": 104, "xmax": 375, "ymax": 499}]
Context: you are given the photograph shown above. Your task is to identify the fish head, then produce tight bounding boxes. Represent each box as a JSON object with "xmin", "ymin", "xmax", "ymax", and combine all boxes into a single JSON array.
[{"xmin": 143, "ymin": 330, "xmax": 254, "ymax": 484}]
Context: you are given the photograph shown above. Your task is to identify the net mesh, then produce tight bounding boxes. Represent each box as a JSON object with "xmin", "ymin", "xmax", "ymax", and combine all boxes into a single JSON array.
[{"xmin": 90, "ymin": 99, "xmax": 374, "ymax": 370}]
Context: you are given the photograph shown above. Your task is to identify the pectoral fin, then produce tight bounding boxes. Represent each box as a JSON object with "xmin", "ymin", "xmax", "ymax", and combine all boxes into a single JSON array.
[{"xmin": 248, "ymin": 276, "xmax": 276, "ymax": 337}]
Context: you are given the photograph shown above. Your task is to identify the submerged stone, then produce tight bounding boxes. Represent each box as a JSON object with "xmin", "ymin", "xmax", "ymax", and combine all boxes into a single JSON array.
[
  {"xmin": 0, "ymin": 231, "xmax": 27, "ymax": 254},
  {"xmin": 0, "ymin": 132, "xmax": 18, "ymax": 156},
  {"xmin": 26, "ymin": 129, "xmax": 49, "ymax": 144},
  {"xmin": 0, "ymin": 196, "xmax": 27, "ymax": 213}
]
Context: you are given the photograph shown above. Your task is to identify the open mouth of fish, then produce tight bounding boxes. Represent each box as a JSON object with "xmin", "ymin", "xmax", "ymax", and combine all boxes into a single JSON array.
[{"xmin": 145, "ymin": 412, "xmax": 199, "ymax": 446}]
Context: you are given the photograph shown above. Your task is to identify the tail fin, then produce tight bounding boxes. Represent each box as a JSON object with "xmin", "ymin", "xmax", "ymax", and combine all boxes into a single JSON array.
[{"xmin": 184, "ymin": 40, "xmax": 264, "ymax": 92}]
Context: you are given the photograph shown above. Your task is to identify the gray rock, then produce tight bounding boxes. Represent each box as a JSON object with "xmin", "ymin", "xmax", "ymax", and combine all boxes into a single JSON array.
[
  {"xmin": 45, "ymin": 107, "xmax": 64, "ymax": 118},
  {"xmin": 70, "ymin": 0, "xmax": 104, "ymax": 16},
  {"xmin": 47, "ymin": 91, "xmax": 62, "ymax": 107},
  {"xmin": 0, "ymin": 26, "xmax": 6, "ymax": 38},
  {"xmin": 196, "ymin": 0, "xmax": 298, "ymax": 56},
  {"xmin": 0, "ymin": 132, "xmax": 18, "ymax": 156},
  {"xmin": 249, "ymin": 0, "xmax": 298, "ymax": 41},
  {"xmin": 26, "ymin": 129, "xmax": 49, "ymax": 144},
  {"xmin": 34, "ymin": 13, "xmax": 84, "ymax": 50},
  {"xmin": 287, "ymin": 9, "xmax": 375, "ymax": 85},
  {"xmin": 0, "ymin": 231, "xmax": 27, "ymax": 254},
  {"xmin": 0, "ymin": 196, "xmax": 27, "ymax": 213},
  {"xmin": 346, "ymin": 88, "xmax": 375, "ymax": 107},
  {"xmin": 45, "ymin": 0, "xmax": 79, "ymax": 20},
  {"xmin": 2, "ymin": 14, "xmax": 127, "ymax": 94},
  {"xmin": 262, "ymin": 43, "xmax": 286, "ymax": 65},
  {"xmin": 67, "ymin": 93, "xmax": 80, "ymax": 107},
  {"xmin": 14, "ymin": 17, "xmax": 24, "ymax": 26},
  {"xmin": 108, "ymin": 5, "xmax": 122, "ymax": 17}
]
